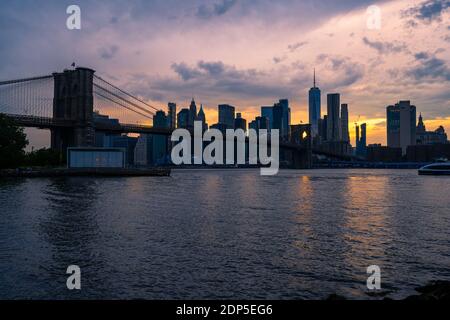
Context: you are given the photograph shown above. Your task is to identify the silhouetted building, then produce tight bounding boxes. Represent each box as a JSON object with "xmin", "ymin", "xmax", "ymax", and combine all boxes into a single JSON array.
[
  {"xmin": 416, "ymin": 113, "xmax": 448, "ymax": 145},
  {"xmin": 327, "ymin": 93, "xmax": 340, "ymax": 141},
  {"xmin": 407, "ymin": 144, "xmax": 450, "ymax": 162},
  {"xmin": 273, "ymin": 99, "xmax": 290, "ymax": 140},
  {"xmin": 177, "ymin": 108, "xmax": 190, "ymax": 129},
  {"xmin": 134, "ymin": 111, "xmax": 169, "ymax": 166},
  {"xmin": 319, "ymin": 116, "xmax": 328, "ymax": 142},
  {"xmin": 249, "ymin": 116, "xmax": 269, "ymax": 134},
  {"xmin": 168, "ymin": 102, "xmax": 177, "ymax": 129},
  {"xmin": 387, "ymin": 100, "xmax": 416, "ymax": 154},
  {"xmin": 355, "ymin": 123, "xmax": 367, "ymax": 158},
  {"xmin": 210, "ymin": 123, "xmax": 229, "ymax": 134},
  {"xmin": 112, "ymin": 135, "xmax": 138, "ymax": 166},
  {"xmin": 341, "ymin": 103, "xmax": 350, "ymax": 143},
  {"xmin": 261, "ymin": 106, "xmax": 274, "ymax": 130},
  {"xmin": 197, "ymin": 104, "xmax": 208, "ymax": 131},
  {"xmin": 309, "ymin": 69, "xmax": 321, "ymax": 137},
  {"xmin": 234, "ymin": 113, "xmax": 247, "ymax": 131},
  {"xmin": 218, "ymin": 104, "xmax": 235, "ymax": 129},
  {"xmin": 367, "ymin": 144, "xmax": 402, "ymax": 162},
  {"xmin": 188, "ymin": 98, "xmax": 197, "ymax": 128}
]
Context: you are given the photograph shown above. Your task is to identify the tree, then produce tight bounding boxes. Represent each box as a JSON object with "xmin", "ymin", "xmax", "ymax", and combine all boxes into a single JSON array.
[
  {"xmin": 24, "ymin": 148, "xmax": 62, "ymax": 167},
  {"xmin": 0, "ymin": 114, "xmax": 29, "ymax": 169}
]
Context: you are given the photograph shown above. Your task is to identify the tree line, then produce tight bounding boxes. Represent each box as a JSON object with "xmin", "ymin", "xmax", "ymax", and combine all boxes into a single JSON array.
[{"xmin": 0, "ymin": 114, "xmax": 62, "ymax": 169}]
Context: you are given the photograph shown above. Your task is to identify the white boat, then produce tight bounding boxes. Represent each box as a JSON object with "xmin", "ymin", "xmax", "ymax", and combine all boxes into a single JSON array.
[{"xmin": 418, "ymin": 162, "xmax": 450, "ymax": 175}]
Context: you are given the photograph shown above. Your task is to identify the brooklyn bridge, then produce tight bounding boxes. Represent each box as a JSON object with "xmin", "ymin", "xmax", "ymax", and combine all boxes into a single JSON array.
[{"xmin": 0, "ymin": 67, "xmax": 353, "ymax": 168}]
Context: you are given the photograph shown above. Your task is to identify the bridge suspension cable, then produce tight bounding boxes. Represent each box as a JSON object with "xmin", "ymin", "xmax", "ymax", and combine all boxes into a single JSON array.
[
  {"xmin": 0, "ymin": 75, "xmax": 53, "ymax": 87},
  {"xmin": 0, "ymin": 75, "xmax": 54, "ymax": 119},
  {"xmin": 93, "ymin": 90, "xmax": 153, "ymax": 120},
  {"xmin": 94, "ymin": 75, "xmax": 159, "ymax": 112},
  {"xmin": 93, "ymin": 75, "xmax": 160, "ymax": 126}
]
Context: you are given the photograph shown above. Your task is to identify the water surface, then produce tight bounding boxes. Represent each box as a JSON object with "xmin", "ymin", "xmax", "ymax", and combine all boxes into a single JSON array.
[{"xmin": 0, "ymin": 169, "xmax": 449, "ymax": 299}]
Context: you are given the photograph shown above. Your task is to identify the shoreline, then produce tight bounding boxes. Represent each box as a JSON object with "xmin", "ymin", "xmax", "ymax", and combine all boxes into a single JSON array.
[{"xmin": 0, "ymin": 167, "xmax": 171, "ymax": 178}]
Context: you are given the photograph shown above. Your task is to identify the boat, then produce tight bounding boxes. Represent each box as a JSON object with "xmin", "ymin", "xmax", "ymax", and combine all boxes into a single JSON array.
[{"xmin": 418, "ymin": 162, "xmax": 450, "ymax": 175}]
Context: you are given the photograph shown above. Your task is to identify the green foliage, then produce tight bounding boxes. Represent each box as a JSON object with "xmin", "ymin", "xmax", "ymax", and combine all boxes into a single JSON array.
[
  {"xmin": 0, "ymin": 114, "xmax": 29, "ymax": 169},
  {"xmin": 24, "ymin": 148, "xmax": 62, "ymax": 167}
]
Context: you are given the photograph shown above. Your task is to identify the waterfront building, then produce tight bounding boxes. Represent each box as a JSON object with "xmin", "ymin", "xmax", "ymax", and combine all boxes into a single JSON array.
[
  {"xmin": 319, "ymin": 116, "xmax": 328, "ymax": 142},
  {"xmin": 355, "ymin": 123, "xmax": 367, "ymax": 157},
  {"xmin": 261, "ymin": 106, "xmax": 274, "ymax": 130},
  {"xmin": 168, "ymin": 102, "xmax": 177, "ymax": 129},
  {"xmin": 234, "ymin": 113, "xmax": 247, "ymax": 131},
  {"xmin": 327, "ymin": 93, "xmax": 341, "ymax": 142},
  {"xmin": 416, "ymin": 113, "xmax": 448, "ymax": 145},
  {"xmin": 308, "ymin": 70, "xmax": 321, "ymax": 138},
  {"xmin": 340, "ymin": 103, "xmax": 350, "ymax": 143},
  {"xmin": 249, "ymin": 116, "xmax": 269, "ymax": 134},
  {"xmin": 197, "ymin": 104, "xmax": 208, "ymax": 131},
  {"xmin": 134, "ymin": 111, "xmax": 169, "ymax": 166},
  {"xmin": 188, "ymin": 98, "xmax": 198, "ymax": 129},
  {"xmin": 273, "ymin": 99, "xmax": 290, "ymax": 140},
  {"xmin": 177, "ymin": 108, "xmax": 190, "ymax": 129},
  {"xmin": 387, "ymin": 100, "xmax": 416, "ymax": 154},
  {"xmin": 366, "ymin": 144, "xmax": 403, "ymax": 162},
  {"xmin": 218, "ymin": 104, "xmax": 236, "ymax": 129}
]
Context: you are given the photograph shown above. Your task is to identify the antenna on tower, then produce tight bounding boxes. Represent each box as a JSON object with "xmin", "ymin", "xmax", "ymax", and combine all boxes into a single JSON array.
[{"xmin": 313, "ymin": 68, "xmax": 316, "ymax": 87}]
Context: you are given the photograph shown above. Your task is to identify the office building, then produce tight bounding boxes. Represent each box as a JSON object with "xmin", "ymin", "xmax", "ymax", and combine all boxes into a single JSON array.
[
  {"xmin": 261, "ymin": 106, "xmax": 274, "ymax": 130},
  {"xmin": 197, "ymin": 104, "xmax": 208, "ymax": 131},
  {"xmin": 135, "ymin": 111, "xmax": 169, "ymax": 166},
  {"xmin": 387, "ymin": 100, "xmax": 416, "ymax": 154},
  {"xmin": 355, "ymin": 123, "xmax": 367, "ymax": 157},
  {"xmin": 327, "ymin": 93, "xmax": 340, "ymax": 142},
  {"xmin": 188, "ymin": 98, "xmax": 197, "ymax": 128},
  {"xmin": 273, "ymin": 99, "xmax": 290, "ymax": 140},
  {"xmin": 341, "ymin": 104, "xmax": 350, "ymax": 143},
  {"xmin": 308, "ymin": 70, "xmax": 321, "ymax": 137},
  {"xmin": 234, "ymin": 113, "xmax": 247, "ymax": 131},
  {"xmin": 249, "ymin": 116, "xmax": 269, "ymax": 133},
  {"xmin": 177, "ymin": 109, "xmax": 190, "ymax": 129},
  {"xmin": 218, "ymin": 104, "xmax": 235, "ymax": 128},
  {"xmin": 168, "ymin": 102, "xmax": 176, "ymax": 129}
]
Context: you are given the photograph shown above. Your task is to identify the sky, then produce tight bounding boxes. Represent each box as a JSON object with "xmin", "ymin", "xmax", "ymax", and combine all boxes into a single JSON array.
[{"xmin": 0, "ymin": 0, "xmax": 449, "ymax": 148}]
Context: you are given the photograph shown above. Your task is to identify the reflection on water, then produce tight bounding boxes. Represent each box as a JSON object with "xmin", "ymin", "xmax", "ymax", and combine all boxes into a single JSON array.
[{"xmin": 0, "ymin": 169, "xmax": 449, "ymax": 299}]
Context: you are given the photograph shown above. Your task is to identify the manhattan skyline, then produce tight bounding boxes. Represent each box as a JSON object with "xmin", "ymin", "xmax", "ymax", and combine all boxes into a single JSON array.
[{"xmin": 0, "ymin": 0, "xmax": 449, "ymax": 148}]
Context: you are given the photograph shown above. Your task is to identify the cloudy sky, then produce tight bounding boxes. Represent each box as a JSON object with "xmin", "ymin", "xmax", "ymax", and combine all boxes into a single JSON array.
[{"xmin": 0, "ymin": 0, "xmax": 449, "ymax": 147}]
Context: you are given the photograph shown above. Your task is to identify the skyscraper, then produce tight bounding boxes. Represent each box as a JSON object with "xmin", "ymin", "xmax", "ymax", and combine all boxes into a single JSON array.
[
  {"xmin": 340, "ymin": 103, "xmax": 350, "ymax": 143},
  {"xmin": 177, "ymin": 108, "xmax": 190, "ymax": 129},
  {"xmin": 218, "ymin": 104, "xmax": 235, "ymax": 128},
  {"xmin": 261, "ymin": 106, "xmax": 274, "ymax": 130},
  {"xmin": 309, "ymin": 69, "xmax": 321, "ymax": 137},
  {"xmin": 355, "ymin": 123, "xmax": 367, "ymax": 157},
  {"xmin": 234, "ymin": 113, "xmax": 247, "ymax": 131},
  {"xmin": 135, "ymin": 110, "xmax": 169, "ymax": 167},
  {"xmin": 188, "ymin": 98, "xmax": 197, "ymax": 128},
  {"xmin": 387, "ymin": 100, "xmax": 416, "ymax": 154},
  {"xmin": 197, "ymin": 104, "xmax": 208, "ymax": 131},
  {"xmin": 327, "ymin": 93, "xmax": 341, "ymax": 142},
  {"xmin": 168, "ymin": 102, "xmax": 176, "ymax": 129},
  {"xmin": 273, "ymin": 99, "xmax": 290, "ymax": 140}
]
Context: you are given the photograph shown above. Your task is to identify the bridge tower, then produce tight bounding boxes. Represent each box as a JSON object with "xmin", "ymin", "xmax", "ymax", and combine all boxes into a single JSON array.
[
  {"xmin": 51, "ymin": 67, "xmax": 95, "ymax": 153},
  {"xmin": 290, "ymin": 124, "xmax": 312, "ymax": 169}
]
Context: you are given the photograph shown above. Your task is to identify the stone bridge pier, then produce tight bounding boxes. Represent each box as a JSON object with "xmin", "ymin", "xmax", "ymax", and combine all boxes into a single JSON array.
[{"xmin": 51, "ymin": 67, "xmax": 95, "ymax": 154}]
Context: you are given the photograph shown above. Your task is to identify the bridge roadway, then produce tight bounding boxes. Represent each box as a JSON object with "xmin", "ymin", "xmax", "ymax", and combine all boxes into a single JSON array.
[{"xmin": 3, "ymin": 113, "xmax": 355, "ymax": 160}]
